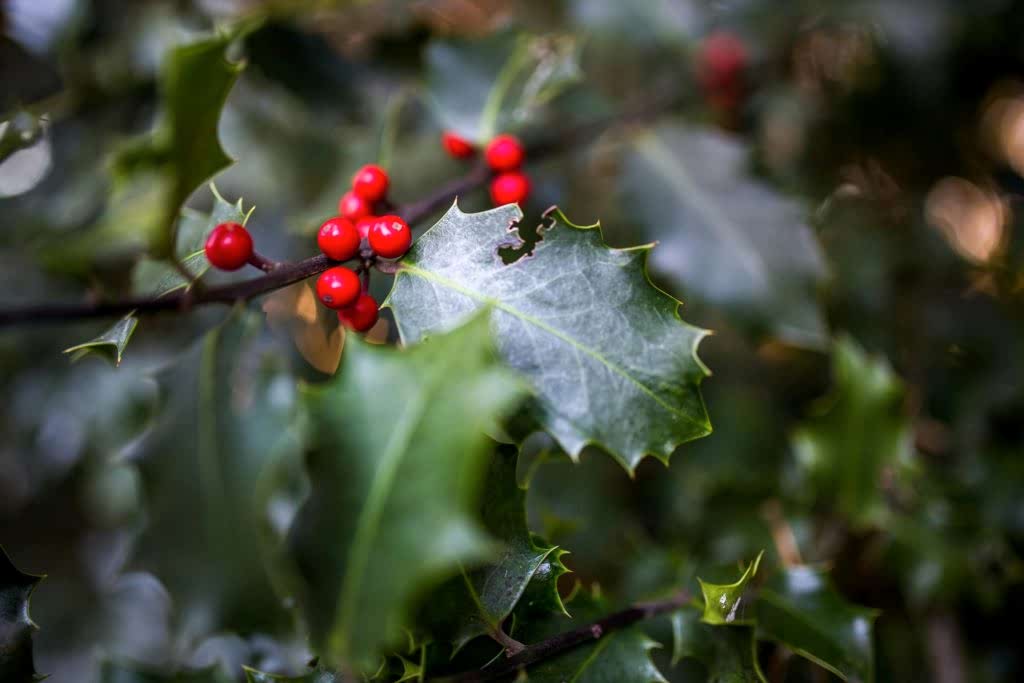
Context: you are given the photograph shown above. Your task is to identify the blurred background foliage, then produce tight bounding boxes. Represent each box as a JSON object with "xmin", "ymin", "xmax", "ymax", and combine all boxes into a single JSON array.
[{"xmin": 1, "ymin": 0, "xmax": 1023, "ymax": 681}]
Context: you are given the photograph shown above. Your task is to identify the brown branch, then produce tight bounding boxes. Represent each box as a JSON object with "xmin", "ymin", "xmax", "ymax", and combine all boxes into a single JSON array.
[
  {"xmin": 0, "ymin": 92, "xmax": 683, "ymax": 328},
  {"xmin": 436, "ymin": 592, "xmax": 690, "ymax": 683}
]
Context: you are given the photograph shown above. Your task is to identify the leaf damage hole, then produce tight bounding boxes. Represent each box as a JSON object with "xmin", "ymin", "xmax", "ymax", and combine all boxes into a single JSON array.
[{"xmin": 496, "ymin": 209, "xmax": 556, "ymax": 265}]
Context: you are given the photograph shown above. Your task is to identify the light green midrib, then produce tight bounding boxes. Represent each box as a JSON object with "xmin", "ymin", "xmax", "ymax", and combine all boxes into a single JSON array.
[
  {"xmin": 569, "ymin": 632, "xmax": 615, "ymax": 683},
  {"xmin": 331, "ymin": 386, "xmax": 432, "ymax": 659},
  {"xmin": 398, "ymin": 263, "xmax": 705, "ymax": 430}
]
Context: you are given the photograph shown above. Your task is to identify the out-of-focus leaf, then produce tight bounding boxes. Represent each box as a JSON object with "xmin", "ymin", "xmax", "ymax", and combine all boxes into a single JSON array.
[
  {"xmin": 510, "ymin": 587, "xmax": 667, "ymax": 683},
  {"xmin": 426, "ymin": 33, "xmax": 581, "ymax": 141},
  {"xmin": 287, "ymin": 311, "xmax": 528, "ymax": 673},
  {"xmin": 698, "ymin": 551, "xmax": 763, "ymax": 626},
  {"xmin": 756, "ymin": 567, "xmax": 878, "ymax": 682},
  {"xmin": 792, "ymin": 336, "xmax": 914, "ymax": 528},
  {"xmin": 243, "ymin": 666, "xmax": 338, "ymax": 683},
  {"xmin": 0, "ymin": 111, "xmax": 45, "ymax": 165},
  {"xmin": 63, "ymin": 314, "xmax": 139, "ymax": 367},
  {"xmin": 670, "ymin": 609, "xmax": 765, "ymax": 682},
  {"xmin": 263, "ymin": 282, "xmax": 343, "ymax": 375},
  {"xmin": 422, "ymin": 445, "xmax": 568, "ymax": 650},
  {"xmin": 128, "ymin": 307, "xmax": 300, "ymax": 635},
  {"xmin": 67, "ymin": 32, "xmax": 244, "ymax": 264},
  {"xmin": 99, "ymin": 661, "xmax": 231, "ymax": 683},
  {"xmin": 623, "ymin": 124, "xmax": 828, "ymax": 347},
  {"xmin": 386, "ymin": 204, "xmax": 711, "ymax": 472},
  {"xmin": 0, "ymin": 547, "xmax": 44, "ymax": 683}
]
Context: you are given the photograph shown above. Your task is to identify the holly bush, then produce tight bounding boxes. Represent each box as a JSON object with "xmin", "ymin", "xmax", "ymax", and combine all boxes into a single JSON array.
[{"xmin": 1, "ymin": 2, "xmax": 1023, "ymax": 682}]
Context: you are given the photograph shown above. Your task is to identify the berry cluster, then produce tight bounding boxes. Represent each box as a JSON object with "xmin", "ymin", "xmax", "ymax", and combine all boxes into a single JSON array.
[
  {"xmin": 317, "ymin": 164, "xmax": 411, "ymax": 332},
  {"xmin": 203, "ymin": 164, "xmax": 413, "ymax": 335},
  {"xmin": 441, "ymin": 131, "xmax": 531, "ymax": 207}
]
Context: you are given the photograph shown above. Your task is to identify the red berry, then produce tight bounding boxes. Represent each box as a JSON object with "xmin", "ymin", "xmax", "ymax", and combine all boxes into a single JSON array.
[
  {"xmin": 489, "ymin": 171, "xmax": 531, "ymax": 206},
  {"xmin": 356, "ymin": 215, "xmax": 376, "ymax": 240},
  {"xmin": 317, "ymin": 216, "xmax": 361, "ymax": 261},
  {"xmin": 485, "ymin": 134, "xmax": 525, "ymax": 172},
  {"xmin": 316, "ymin": 266, "xmax": 361, "ymax": 309},
  {"xmin": 352, "ymin": 164, "xmax": 390, "ymax": 202},
  {"xmin": 367, "ymin": 215, "xmax": 412, "ymax": 259},
  {"xmin": 696, "ymin": 31, "xmax": 747, "ymax": 94},
  {"xmin": 338, "ymin": 191, "xmax": 371, "ymax": 221},
  {"xmin": 338, "ymin": 293, "xmax": 379, "ymax": 332},
  {"xmin": 441, "ymin": 131, "xmax": 476, "ymax": 159},
  {"xmin": 204, "ymin": 222, "xmax": 253, "ymax": 271}
]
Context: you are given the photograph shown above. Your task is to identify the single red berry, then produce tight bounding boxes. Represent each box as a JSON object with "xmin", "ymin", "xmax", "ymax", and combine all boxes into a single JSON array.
[
  {"xmin": 356, "ymin": 215, "xmax": 377, "ymax": 240},
  {"xmin": 489, "ymin": 171, "xmax": 531, "ymax": 206},
  {"xmin": 204, "ymin": 222, "xmax": 253, "ymax": 271},
  {"xmin": 367, "ymin": 215, "xmax": 412, "ymax": 259},
  {"xmin": 339, "ymin": 191, "xmax": 371, "ymax": 221},
  {"xmin": 696, "ymin": 31, "xmax": 747, "ymax": 94},
  {"xmin": 316, "ymin": 266, "xmax": 361, "ymax": 309},
  {"xmin": 352, "ymin": 164, "xmax": 390, "ymax": 202},
  {"xmin": 441, "ymin": 131, "xmax": 476, "ymax": 159},
  {"xmin": 338, "ymin": 293, "xmax": 379, "ymax": 332},
  {"xmin": 317, "ymin": 216, "xmax": 361, "ymax": 261},
  {"xmin": 485, "ymin": 134, "xmax": 525, "ymax": 172}
]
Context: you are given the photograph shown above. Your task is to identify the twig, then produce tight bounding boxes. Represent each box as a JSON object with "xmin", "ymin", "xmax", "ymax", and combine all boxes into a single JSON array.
[
  {"xmin": 436, "ymin": 592, "xmax": 690, "ymax": 683},
  {"xmin": 0, "ymin": 92, "xmax": 684, "ymax": 328}
]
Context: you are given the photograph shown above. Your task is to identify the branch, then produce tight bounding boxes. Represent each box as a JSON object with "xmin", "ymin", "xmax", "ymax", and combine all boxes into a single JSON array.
[
  {"xmin": 436, "ymin": 592, "xmax": 690, "ymax": 683},
  {"xmin": 0, "ymin": 92, "xmax": 682, "ymax": 327}
]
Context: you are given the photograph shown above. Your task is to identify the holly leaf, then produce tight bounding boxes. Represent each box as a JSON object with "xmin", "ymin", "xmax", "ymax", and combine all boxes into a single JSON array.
[
  {"xmin": 426, "ymin": 33, "xmax": 581, "ymax": 141},
  {"xmin": 510, "ymin": 587, "xmax": 666, "ymax": 683},
  {"xmin": 63, "ymin": 314, "xmax": 139, "ymax": 367},
  {"xmin": 756, "ymin": 567, "xmax": 878, "ymax": 682},
  {"xmin": 0, "ymin": 110, "xmax": 45, "ymax": 165},
  {"xmin": 243, "ymin": 666, "xmax": 339, "ymax": 683},
  {"xmin": 698, "ymin": 552, "xmax": 763, "ymax": 626},
  {"xmin": 286, "ymin": 311, "xmax": 528, "ymax": 673},
  {"xmin": 792, "ymin": 336, "xmax": 914, "ymax": 528},
  {"xmin": 0, "ymin": 547, "xmax": 44, "ymax": 683},
  {"xmin": 128, "ymin": 308, "xmax": 300, "ymax": 634},
  {"xmin": 623, "ymin": 124, "xmax": 828, "ymax": 348},
  {"xmin": 421, "ymin": 445, "xmax": 569, "ymax": 651},
  {"xmin": 99, "ymin": 662, "xmax": 231, "ymax": 683},
  {"xmin": 670, "ymin": 610, "xmax": 765, "ymax": 682},
  {"xmin": 65, "ymin": 31, "xmax": 244, "ymax": 266},
  {"xmin": 385, "ymin": 204, "xmax": 711, "ymax": 472}
]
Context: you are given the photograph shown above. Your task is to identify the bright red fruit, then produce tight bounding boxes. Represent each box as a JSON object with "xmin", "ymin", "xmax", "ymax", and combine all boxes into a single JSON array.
[
  {"xmin": 485, "ymin": 134, "xmax": 525, "ymax": 172},
  {"xmin": 367, "ymin": 215, "xmax": 412, "ymax": 259},
  {"xmin": 317, "ymin": 217, "xmax": 361, "ymax": 261},
  {"xmin": 352, "ymin": 164, "xmax": 390, "ymax": 202},
  {"xmin": 204, "ymin": 222, "xmax": 253, "ymax": 271},
  {"xmin": 338, "ymin": 191, "xmax": 371, "ymax": 221},
  {"xmin": 337, "ymin": 293, "xmax": 379, "ymax": 332},
  {"xmin": 442, "ymin": 131, "xmax": 476, "ymax": 159},
  {"xmin": 356, "ymin": 216, "xmax": 376, "ymax": 240},
  {"xmin": 316, "ymin": 266, "xmax": 361, "ymax": 309},
  {"xmin": 489, "ymin": 171, "xmax": 531, "ymax": 206}
]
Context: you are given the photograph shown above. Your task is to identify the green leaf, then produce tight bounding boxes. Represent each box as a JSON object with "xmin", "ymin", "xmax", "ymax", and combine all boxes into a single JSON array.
[
  {"xmin": 63, "ymin": 314, "xmax": 139, "ymax": 367},
  {"xmin": 698, "ymin": 552, "xmax": 763, "ymax": 626},
  {"xmin": 243, "ymin": 666, "xmax": 339, "ymax": 683},
  {"xmin": 756, "ymin": 567, "xmax": 878, "ymax": 682},
  {"xmin": 422, "ymin": 445, "xmax": 569, "ymax": 650},
  {"xmin": 99, "ymin": 661, "xmax": 232, "ymax": 683},
  {"xmin": 511, "ymin": 587, "xmax": 666, "ymax": 683},
  {"xmin": 385, "ymin": 204, "xmax": 711, "ymax": 472},
  {"xmin": 425, "ymin": 33, "xmax": 581, "ymax": 141},
  {"xmin": 129, "ymin": 307, "xmax": 300, "ymax": 634},
  {"xmin": 67, "ymin": 31, "xmax": 244, "ymax": 264},
  {"xmin": 792, "ymin": 336, "xmax": 914, "ymax": 528},
  {"xmin": 0, "ymin": 547, "xmax": 44, "ymax": 683},
  {"xmin": 670, "ymin": 610, "xmax": 766, "ymax": 682},
  {"xmin": 287, "ymin": 311, "xmax": 528, "ymax": 672},
  {"xmin": 623, "ymin": 124, "xmax": 828, "ymax": 348}
]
